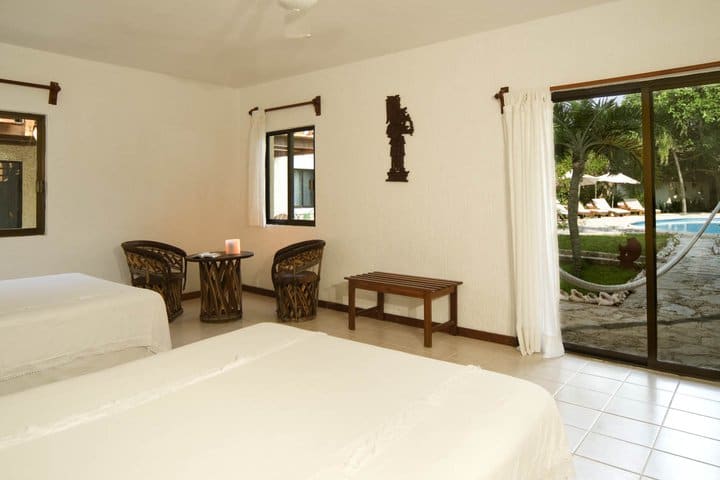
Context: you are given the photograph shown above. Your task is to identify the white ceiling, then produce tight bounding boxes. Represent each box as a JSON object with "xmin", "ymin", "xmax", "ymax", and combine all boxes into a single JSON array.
[{"xmin": 0, "ymin": 0, "xmax": 615, "ymax": 87}]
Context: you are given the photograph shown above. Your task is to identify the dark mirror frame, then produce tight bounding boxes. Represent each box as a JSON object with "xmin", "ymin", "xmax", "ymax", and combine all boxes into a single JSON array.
[{"xmin": 0, "ymin": 110, "xmax": 46, "ymax": 237}]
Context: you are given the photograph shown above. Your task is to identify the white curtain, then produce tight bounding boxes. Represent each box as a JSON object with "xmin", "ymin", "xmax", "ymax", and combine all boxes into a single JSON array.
[
  {"xmin": 502, "ymin": 89, "xmax": 564, "ymax": 358},
  {"xmin": 247, "ymin": 110, "xmax": 266, "ymax": 227}
]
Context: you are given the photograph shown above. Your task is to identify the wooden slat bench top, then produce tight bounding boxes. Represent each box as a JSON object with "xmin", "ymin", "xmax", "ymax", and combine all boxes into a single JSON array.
[
  {"xmin": 344, "ymin": 272, "xmax": 462, "ymax": 292},
  {"xmin": 345, "ymin": 272, "xmax": 462, "ymax": 347}
]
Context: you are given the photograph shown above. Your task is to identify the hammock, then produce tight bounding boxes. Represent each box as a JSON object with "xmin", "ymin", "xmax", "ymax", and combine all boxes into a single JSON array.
[{"xmin": 560, "ymin": 200, "xmax": 720, "ymax": 292}]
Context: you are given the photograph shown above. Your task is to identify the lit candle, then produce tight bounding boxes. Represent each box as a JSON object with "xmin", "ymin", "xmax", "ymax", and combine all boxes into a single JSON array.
[{"xmin": 225, "ymin": 239, "xmax": 241, "ymax": 254}]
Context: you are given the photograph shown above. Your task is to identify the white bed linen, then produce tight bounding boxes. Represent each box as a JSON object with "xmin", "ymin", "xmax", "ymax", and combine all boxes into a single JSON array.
[
  {"xmin": 0, "ymin": 273, "xmax": 171, "ymax": 380},
  {"xmin": 0, "ymin": 323, "xmax": 573, "ymax": 479}
]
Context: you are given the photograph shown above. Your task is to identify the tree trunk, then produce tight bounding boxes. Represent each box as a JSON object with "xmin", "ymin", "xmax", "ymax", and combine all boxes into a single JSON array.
[
  {"xmin": 672, "ymin": 149, "xmax": 687, "ymax": 214},
  {"xmin": 567, "ymin": 160, "xmax": 585, "ymax": 276}
]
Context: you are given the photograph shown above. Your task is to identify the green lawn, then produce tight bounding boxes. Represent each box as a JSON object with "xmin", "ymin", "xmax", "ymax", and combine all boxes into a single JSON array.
[
  {"xmin": 558, "ymin": 233, "xmax": 671, "ymax": 293},
  {"xmin": 558, "ymin": 233, "xmax": 670, "ymax": 254},
  {"xmin": 559, "ymin": 261, "xmax": 639, "ymax": 293}
]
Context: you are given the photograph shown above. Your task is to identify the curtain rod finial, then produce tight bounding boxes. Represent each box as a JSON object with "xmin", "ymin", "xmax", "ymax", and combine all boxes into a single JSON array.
[
  {"xmin": 312, "ymin": 96, "xmax": 321, "ymax": 116},
  {"xmin": 48, "ymin": 81, "xmax": 61, "ymax": 105},
  {"xmin": 495, "ymin": 86, "xmax": 509, "ymax": 114}
]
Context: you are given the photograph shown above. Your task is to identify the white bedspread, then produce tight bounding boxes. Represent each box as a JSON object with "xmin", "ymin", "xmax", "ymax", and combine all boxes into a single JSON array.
[
  {"xmin": 0, "ymin": 323, "xmax": 573, "ymax": 479},
  {"xmin": 0, "ymin": 273, "xmax": 171, "ymax": 380}
]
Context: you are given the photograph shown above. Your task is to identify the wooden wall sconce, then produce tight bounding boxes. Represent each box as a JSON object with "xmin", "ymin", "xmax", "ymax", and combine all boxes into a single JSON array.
[
  {"xmin": 385, "ymin": 95, "xmax": 414, "ymax": 182},
  {"xmin": 0, "ymin": 78, "xmax": 62, "ymax": 105}
]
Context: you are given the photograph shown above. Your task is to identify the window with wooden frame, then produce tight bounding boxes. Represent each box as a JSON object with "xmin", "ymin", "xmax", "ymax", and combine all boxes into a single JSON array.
[{"xmin": 266, "ymin": 126, "xmax": 315, "ymax": 226}]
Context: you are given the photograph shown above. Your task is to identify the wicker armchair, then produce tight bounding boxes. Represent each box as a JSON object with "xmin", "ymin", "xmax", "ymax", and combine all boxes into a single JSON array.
[
  {"xmin": 121, "ymin": 240, "xmax": 187, "ymax": 321},
  {"xmin": 271, "ymin": 240, "xmax": 326, "ymax": 322}
]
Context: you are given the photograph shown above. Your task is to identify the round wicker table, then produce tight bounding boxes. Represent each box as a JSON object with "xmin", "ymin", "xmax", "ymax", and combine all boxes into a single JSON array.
[{"xmin": 186, "ymin": 251, "xmax": 254, "ymax": 322}]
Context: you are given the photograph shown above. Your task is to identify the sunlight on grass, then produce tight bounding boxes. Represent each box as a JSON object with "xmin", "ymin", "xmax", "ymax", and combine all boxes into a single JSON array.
[{"xmin": 557, "ymin": 233, "xmax": 671, "ymax": 293}]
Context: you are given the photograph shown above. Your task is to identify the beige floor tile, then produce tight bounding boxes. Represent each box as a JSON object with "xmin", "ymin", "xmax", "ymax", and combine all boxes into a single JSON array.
[
  {"xmin": 643, "ymin": 450, "xmax": 720, "ymax": 480},
  {"xmin": 515, "ymin": 362, "xmax": 578, "ymax": 384},
  {"xmin": 591, "ymin": 413, "xmax": 660, "ymax": 447},
  {"xmin": 677, "ymin": 379, "xmax": 720, "ymax": 402},
  {"xmin": 567, "ymin": 372, "xmax": 622, "ymax": 394},
  {"xmin": 565, "ymin": 424, "xmax": 587, "ymax": 453},
  {"xmin": 605, "ymin": 396, "xmax": 668, "ymax": 425},
  {"xmin": 556, "ymin": 384, "xmax": 612, "ymax": 410},
  {"xmin": 654, "ymin": 428, "xmax": 720, "ymax": 467},
  {"xmin": 663, "ymin": 409, "xmax": 720, "ymax": 441},
  {"xmin": 616, "ymin": 383, "xmax": 674, "ymax": 407},
  {"xmin": 626, "ymin": 370, "xmax": 679, "ymax": 392},
  {"xmin": 581, "ymin": 361, "xmax": 632, "ymax": 381},
  {"xmin": 553, "ymin": 354, "xmax": 591, "ymax": 372},
  {"xmin": 671, "ymin": 393, "xmax": 720, "ymax": 419},
  {"xmin": 522, "ymin": 375, "xmax": 564, "ymax": 395},
  {"xmin": 576, "ymin": 432, "xmax": 651, "ymax": 473},
  {"xmin": 556, "ymin": 401, "xmax": 601, "ymax": 430},
  {"xmin": 573, "ymin": 456, "xmax": 640, "ymax": 480}
]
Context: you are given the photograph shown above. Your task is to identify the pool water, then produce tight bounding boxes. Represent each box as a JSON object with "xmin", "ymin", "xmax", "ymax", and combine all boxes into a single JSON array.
[{"xmin": 632, "ymin": 218, "xmax": 720, "ymax": 234}]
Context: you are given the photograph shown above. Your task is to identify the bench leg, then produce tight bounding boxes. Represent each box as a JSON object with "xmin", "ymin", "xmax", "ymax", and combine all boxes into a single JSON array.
[
  {"xmin": 377, "ymin": 292, "xmax": 384, "ymax": 320},
  {"xmin": 424, "ymin": 295, "xmax": 432, "ymax": 348},
  {"xmin": 450, "ymin": 290, "xmax": 458, "ymax": 336},
  {"xmin": 348, "ymin": 283, "xmax": 356, "ymax": 330}
]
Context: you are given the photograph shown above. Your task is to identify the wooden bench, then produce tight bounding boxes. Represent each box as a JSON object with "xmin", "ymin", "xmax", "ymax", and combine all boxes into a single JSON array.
[{"xmin": 345, "ymin": 272, "xmax": 462, "ymax": 347}]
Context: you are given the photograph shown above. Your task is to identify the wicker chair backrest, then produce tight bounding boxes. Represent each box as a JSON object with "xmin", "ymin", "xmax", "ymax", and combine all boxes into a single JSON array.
[
  {"xmin": 121, "ymin": 240, "xmax": 186, "ymax": 274},
  {"xmin": 272, "ymin": 240, "xmax": 325, "ymax": 284}
]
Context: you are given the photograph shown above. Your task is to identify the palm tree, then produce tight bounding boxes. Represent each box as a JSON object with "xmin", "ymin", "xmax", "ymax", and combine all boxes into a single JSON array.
[{"xmin": 554, "ymin": 98, "xmax": 641, "ymax": 275}]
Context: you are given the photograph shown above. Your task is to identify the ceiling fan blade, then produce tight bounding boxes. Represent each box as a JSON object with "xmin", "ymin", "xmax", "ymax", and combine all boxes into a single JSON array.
[
  {"xmin": 283, "ymin": 9, "xmax": 313, "ymax": 39},
  {"xmin": 278, "ymin": 0, "xmax": 318, "ymax": 11}
]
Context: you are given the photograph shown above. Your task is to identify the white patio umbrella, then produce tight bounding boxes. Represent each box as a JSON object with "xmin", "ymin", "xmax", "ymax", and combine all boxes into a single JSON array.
[
  {"xmin": 563, "ymin": 171, "xmax": 599, "ymax": 197},
  {"xmin": 595, "ymin": 172, "xmax": 640, "ymax": 206},
  {"xmin": 563, "ymin": 170, "xmax": 598, "ymax": 186}
]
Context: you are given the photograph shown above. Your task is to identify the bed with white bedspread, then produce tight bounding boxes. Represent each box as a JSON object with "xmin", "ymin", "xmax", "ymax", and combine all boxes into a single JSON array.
[
  {"xmin": 0, "ymin": 273, "xmax": 171, "ymax": 380},
  {"xmin": 0, "ymin": 323, "xmax": 572, "ymax": 479}
]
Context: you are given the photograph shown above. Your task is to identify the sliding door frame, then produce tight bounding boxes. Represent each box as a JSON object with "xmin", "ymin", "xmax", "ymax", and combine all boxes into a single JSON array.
[{"xmin": 553, "ymin": 70, "xmax": 720, "ymax": 381}]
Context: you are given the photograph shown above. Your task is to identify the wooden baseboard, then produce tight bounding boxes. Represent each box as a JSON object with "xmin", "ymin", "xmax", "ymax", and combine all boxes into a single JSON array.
[
  {"xmin": 186, "ymin": 285, "xmax": 518, "ymax": 347},
  {"xmin": 241, "ymin": 285, "xmax": 275, "ymax": 298},
  {"xmin": 181, "ymin": 291, "xmax": 200, "ymax": 300}
]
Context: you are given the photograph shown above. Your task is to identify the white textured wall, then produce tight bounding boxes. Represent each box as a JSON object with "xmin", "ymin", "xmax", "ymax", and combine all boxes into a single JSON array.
[
  {"xmin": 234, "ymin": 0, "xmax": 720, "ymax": 335},
  {"xmin": 0, "ymin": 42, "xmax": 242, "ymax": 291}
]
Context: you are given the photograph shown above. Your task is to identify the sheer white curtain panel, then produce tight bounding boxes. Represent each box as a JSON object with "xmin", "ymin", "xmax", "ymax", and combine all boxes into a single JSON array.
[
  {"xmin": 502, "ymin": 89, "xmax": 564, "ymax": 358},
  {"xmin": 247, "ymin": 110, "xmax": 266, "ymax": 227}
]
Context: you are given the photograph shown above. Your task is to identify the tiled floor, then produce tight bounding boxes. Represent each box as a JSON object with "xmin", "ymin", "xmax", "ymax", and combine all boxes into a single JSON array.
[{"xmin": 172, "ymin": 294, "xmax": 720, "ymax": 480}]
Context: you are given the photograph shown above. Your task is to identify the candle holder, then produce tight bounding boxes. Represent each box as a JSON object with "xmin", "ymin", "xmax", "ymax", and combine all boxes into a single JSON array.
[{"xmin": 225, "ymin": 239, "xmax": 241, "ymax": 254}]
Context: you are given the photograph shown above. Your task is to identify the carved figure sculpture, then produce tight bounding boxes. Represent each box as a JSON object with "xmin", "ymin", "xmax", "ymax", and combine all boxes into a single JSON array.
[{"xmin": 385, "ymin": 95, "xmax": 414, "ymax": 182}]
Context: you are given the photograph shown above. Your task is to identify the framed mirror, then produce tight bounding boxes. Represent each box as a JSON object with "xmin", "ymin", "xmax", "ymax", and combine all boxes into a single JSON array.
[{"xmin": 0, "ymin": 110, "xmax": 45, "ymax": 237}]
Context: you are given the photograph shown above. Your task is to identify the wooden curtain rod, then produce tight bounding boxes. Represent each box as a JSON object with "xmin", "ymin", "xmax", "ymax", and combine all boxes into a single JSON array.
[
  {"xmin": 0, "ymin": 78, "xmax": 61, "ymax": 105},
  {"xmin": 248, "ymin": 95, "xmax": 321, "ymax": 117},
  {"xmin": 494, "ymin": 60, "xmax": 720, "ymax": 113},
  {"xmin": 551, "ymin": 60, "xmax": 720, "ymax": 92}
]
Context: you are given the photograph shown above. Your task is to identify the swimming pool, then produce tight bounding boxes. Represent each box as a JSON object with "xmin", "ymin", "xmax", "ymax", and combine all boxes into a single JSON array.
[{"xmin": 632, "ymin": 218, "xmax": 720, "ymax": 234}]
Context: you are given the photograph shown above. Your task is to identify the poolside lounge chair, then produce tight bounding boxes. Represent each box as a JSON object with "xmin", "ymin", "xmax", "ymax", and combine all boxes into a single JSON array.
[
  {"xmin": 618, "ymin": 198, "xmax": 644, "ymax": 214},
  {"xmin": 592, "ymin": 198, "xmax": 630, "ymax": 216},
  {"xmin": 556, "ymin": 203, "xmax": 569, "ymax": 220},
  {"xmin": 577, "ymin": 202, "xmax": 608, "ymax": 217}
]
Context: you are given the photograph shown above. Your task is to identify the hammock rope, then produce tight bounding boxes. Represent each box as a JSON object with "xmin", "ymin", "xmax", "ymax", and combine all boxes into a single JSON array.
[{"xmin": 560, "ymin": 200, "xmax": 720, "ymax": 292}]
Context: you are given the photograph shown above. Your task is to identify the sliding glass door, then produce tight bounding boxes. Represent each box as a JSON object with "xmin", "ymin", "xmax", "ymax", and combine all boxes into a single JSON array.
[
  {"xmin": 653, "ymin": 81, "xmax": 720, "ymax": 375},
  {"xmin": 554, "ymin": 72, "xmax": 720, "ymax": 379},
  {"xmin": 554, "ymin": 93, "xmax": 647, "ymax": 361}
]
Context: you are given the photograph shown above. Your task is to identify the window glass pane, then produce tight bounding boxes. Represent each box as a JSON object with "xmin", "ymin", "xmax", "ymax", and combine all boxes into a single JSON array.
[
  {"xmin": 554, "ymin": 94, "xmax": 646, "ymax": 358},
  {"xmin": 268, "ymin": 133, "xmax": 288, "ymax": 220},
  {"xmin": 292, "ymin": 129, "xmax": 314, "ymax": 221},
  {"xmin": 654, "ymin": 82, "xmax": 720, "ymax": 373},
  {"xmin": 0, "ymin": 116, "xmax": 38, "ymax": 229}
]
